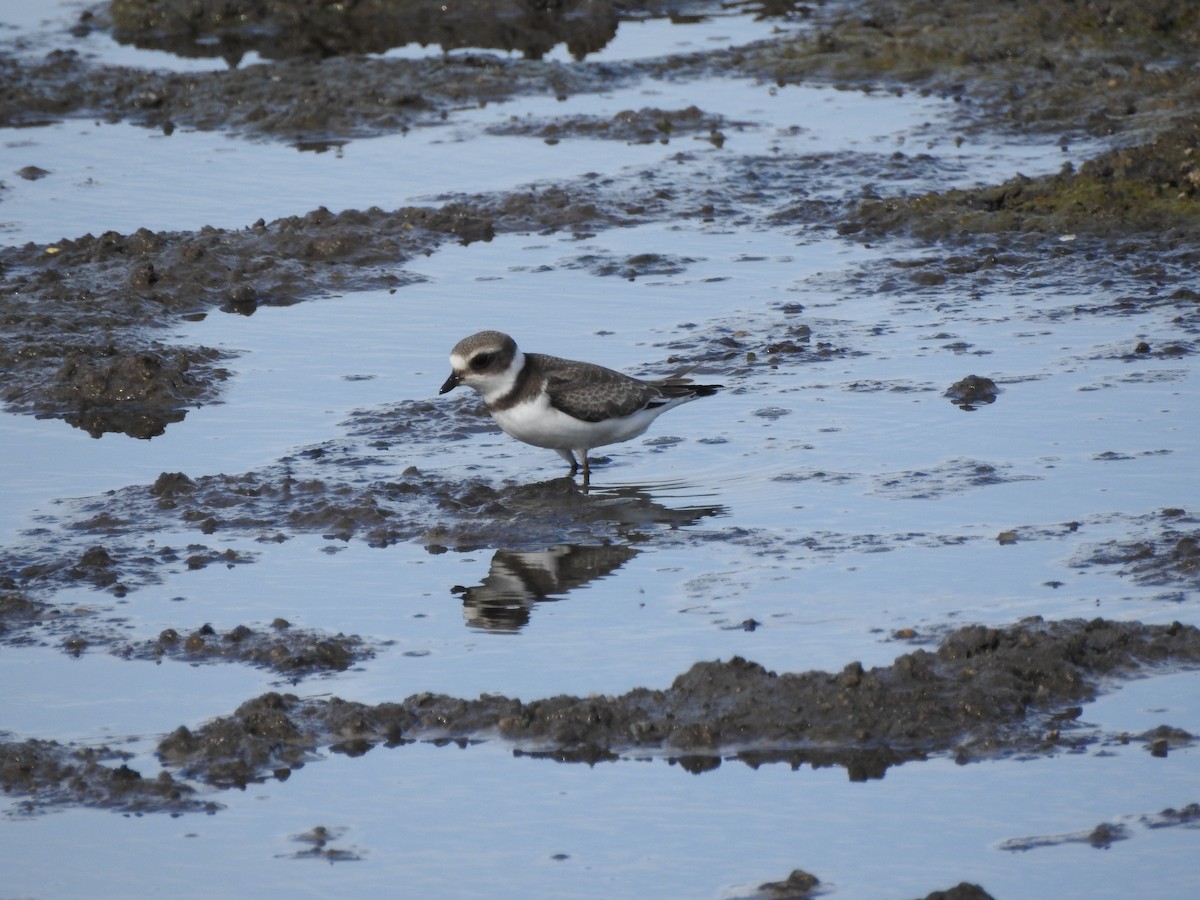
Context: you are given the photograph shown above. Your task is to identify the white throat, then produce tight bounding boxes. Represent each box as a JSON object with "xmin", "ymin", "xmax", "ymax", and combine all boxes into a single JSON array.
[{"xmin": 470, "ymin": 349, "xmax": 526, "ymax": 406}]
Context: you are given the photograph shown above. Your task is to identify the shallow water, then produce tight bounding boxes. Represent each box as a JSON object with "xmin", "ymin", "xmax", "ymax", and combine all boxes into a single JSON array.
[
  {"xmin": 3, "ymin": 680, "xmax": 1197, "ymax": 898},
  {"xmin": 2, "ymin": 3, "xmax": 1199, "ymax": 898}
]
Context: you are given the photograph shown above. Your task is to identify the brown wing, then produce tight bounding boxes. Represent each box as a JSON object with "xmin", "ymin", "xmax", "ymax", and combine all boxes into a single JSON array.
[
  {"xmin": 532, "ymin": 353, "xmax": 720, "ymax": 423},
  {"xmin": 533, "ymin": 354, "xmax": 661, "ymax": 422}
]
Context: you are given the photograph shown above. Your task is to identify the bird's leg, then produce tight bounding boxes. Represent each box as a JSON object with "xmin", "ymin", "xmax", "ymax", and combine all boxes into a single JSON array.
[
  {"xmin": 556, "ymin": 448, "xmax": 579, "ymax": 474},
  {"xmin": 580, "ymin": 451, "xmax": 590, "ymax": 488}
]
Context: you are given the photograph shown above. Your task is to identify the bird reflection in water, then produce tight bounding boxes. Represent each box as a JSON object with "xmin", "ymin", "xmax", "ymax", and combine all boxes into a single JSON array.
[
  {"xmin": 458, "ymin": 543, "xmax": 637, "ymax": 631},
  {"xmin": 454, "ymin": 477, "xmax": 725, "ymax": 631}
]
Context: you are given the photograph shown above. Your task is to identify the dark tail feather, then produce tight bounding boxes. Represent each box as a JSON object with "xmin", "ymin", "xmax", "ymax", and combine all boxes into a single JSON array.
[{"xmin": 654, "ymin": 364, "xmax": 722, "ymax": 400}]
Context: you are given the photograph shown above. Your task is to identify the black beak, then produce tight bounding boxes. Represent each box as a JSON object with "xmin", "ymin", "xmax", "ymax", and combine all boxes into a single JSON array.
[{"xmin": 439, "ymin": 372, "xmax": 461, "ymax": 395}]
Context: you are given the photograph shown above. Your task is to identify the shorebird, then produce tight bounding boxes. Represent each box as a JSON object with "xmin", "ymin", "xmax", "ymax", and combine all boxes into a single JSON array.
[{"xmin": 439, "ymin": 330, "xmax": 720, "ymax": 480}]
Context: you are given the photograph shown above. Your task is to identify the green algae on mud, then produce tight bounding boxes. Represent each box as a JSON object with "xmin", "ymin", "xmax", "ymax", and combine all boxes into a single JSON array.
[
  {"xmin": 849, "ymin": 118, "xmax": 1200, "ymax": 241},
  {"xmin": 740, "ymin": 0, "xmax": 1200, "ymax": 139},
  {"xmin": 723, "ymin": 0, "xmax": 1200, "ymax": 243}
]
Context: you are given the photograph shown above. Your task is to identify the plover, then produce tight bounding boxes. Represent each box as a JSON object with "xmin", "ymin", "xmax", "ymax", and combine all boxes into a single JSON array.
[{"xmin": 439, "ymin": 330, "xmax": 721, "ymax": 480}]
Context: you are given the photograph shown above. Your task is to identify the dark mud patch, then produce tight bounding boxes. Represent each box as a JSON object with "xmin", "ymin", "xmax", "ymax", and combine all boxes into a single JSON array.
[
  {"xmin": 747, "ymin": 871, "xmax": 995, "ymax": 900},
  {"xmin": 771, "ymin": 468, "xmax": 858, "ymax": 486},
  {"xmin": 1, "ymin": 575, "xmax": 374, "ymax": 676},
  {"xmin": 148, "ymin": 618, "xmax": 1200, "ymax": 796},
  {"xmin": 0, "ymin": 738, "xmax": 216, "ymax": 816},
  {"xmin": 1063, "ymin": 286, "xmax": 1200, "ymax": 327},
  {"xmin": 156, "ymin": 692, "xmax": 329, "ymax": 789},
  {"xmin": 9, "ymin": 617, "xmax": 1197, "ymax": 813},
  {"xmin": 10, "ymin": 536, "xmax": 254, "ymax": 599},
  {"xmin": 999, "ymin": 801, "xmax": 1200, "ymax": 853},
  {"xmin": 47, "ymin": 343, "xmax": 230, "ymax": 439},
  {"xmin": 0, "ymin": 213, "xmax": 428, "ymax": 436},
  {"xmin": 759, "ymin": 528, "xmax": 977, "ymax": 561},
  {"xmin": 105, "ymin": 0, "xmax": 622, "ymax": 62},
  {"xmin": 917, "ymin": 887, "xmax": 996, "ymax": 900},
  {"xmin": 1073, "ymin": 338, "xmax": 1196, "ymax": 371},
  {"xmin": 840, "ymin": 378, "xmax": 937, "ymax": 396},
  {"xmin": 120, "ymin": 620, "xmax": 371, "ymax": 676},
  {"xmin": 0, "ymin": 447, "xmax": 725, "ymax": 665},
  {"xmin": 345, "ymin": 397, "xmax": 504, "ymax": 447},
  {"xmin": 654, "ymin": 320, "xmax": 864, "ymax": 378},
  {"xmin": 1141, "ymin": 802, "xmax": 1200, "ymax": 829},
  {"xmin": 795, "ymin": 236, "xmax": 1200, "ymax": 343},
  {"xmin": 753, "ymin": 867, "xmax": 823, "ymax": 899},
  {"xmin": 488, "ymin": 105, "xmax": 732, "ymax": 146},
  {"xmin": 283, "ymin": 825, "xmax": 362, "ymax": 862},
  {"xmin": 0, "ymin": 46, "xmax": 623, "ymax": 139},
  {"xmin": 871, "ymin": 458, "xmax": 1040, "ymax": 500},
  {"xmin": 0, "ymin": 591, "xmax": 64, "ymax": 644},
  {"xmin": 943, "ymin": 374, "xmax": 999, "ymax": 410},
  {"xmin": 1001, "ymin": 820, "xmax": 1132, "ymax": 852},
  {"xmin": 18, "ymin": 458, "xmax": 723, "ymax": 573},
  {"xmin": 558, "ymin": 250, "xmax": 701, "ymax": 279},
  {"xmin": 1074, "ymin": 508, "xmax": 1200, "ymax": 591}
]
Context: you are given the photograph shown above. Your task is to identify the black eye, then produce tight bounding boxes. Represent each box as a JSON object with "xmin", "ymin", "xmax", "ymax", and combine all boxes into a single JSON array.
[{"xmin": 470, "ymin": 352, "xmax": 494, "ymax": 370}]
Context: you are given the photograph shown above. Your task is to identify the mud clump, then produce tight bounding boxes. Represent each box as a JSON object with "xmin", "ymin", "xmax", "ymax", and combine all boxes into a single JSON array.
[
  {"xmin": 1142, "ymin": 802, "xmax": 1200, "ymax": 829},
  {"xmin": 488, "ymin": 105, "xmax": 731, "ymax": 146},
  {"xmin": 1000, "ymin": 819, "xmax": 1132, "ymax": 852},
  {"xmin": 753, "ymin": 870, "xmax": 995, "ymax": 900},
  {"xmin": 0, "ymin": 738, "xmax": 215, "ymax": 815},
  {"xmin": 1078, "ymin": 509, "xmax": 1200, "ymax": 591},
  {"xmin": 153, "ymin": 618, "xmax": 1200, "ymax": 791},
  {"xmin": 0, "ymin": 591, "xmax": 52, "ymax": 638},
  {"xmin": 944, "ymin": 374, "xmax": 999, "ymax": 410},
  {"xmin": 756, "ymin": 868, "xmax": 821, "ymax": 899},
  {"xmin": 0, "ymin": 41, "xmax": 617, "ymax": 140},
  {"xmin": 158, "ymin": 692, "xmax": 321, "ymax": 788},
  {"xmin": 920, "ymin": 886, "xmax": 996, "ymax": 900},
  {"xmin": 8, "ymin": 617, "xmax": 1198, "ymax": 814},
  {"xmin": 286, "ymin": 825, "xmax": 362, "ymax": 862},
  {"xmin": 107, "ymin": 0, "xmax": 621, "ymax": 61},
  {"xmin": 48, "ymin": 344, "xmax": 227, "ymax": 438},
  {"xmin": 124, "ymin": 621, "xmax": 371, "ymax": 675}
]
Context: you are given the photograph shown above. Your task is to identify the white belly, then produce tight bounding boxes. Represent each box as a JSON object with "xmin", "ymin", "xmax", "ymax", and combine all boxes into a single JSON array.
[{"xmin": 490, "ymin": 395, "xmax": 660, "ymax": 451}]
